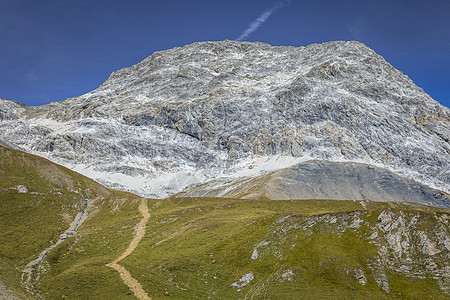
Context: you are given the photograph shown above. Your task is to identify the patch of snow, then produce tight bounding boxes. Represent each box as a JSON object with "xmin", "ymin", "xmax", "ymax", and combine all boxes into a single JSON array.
[
  {"xmin": 222, "ymin": 155, "xmax": 313, "ymax": 179},
  {"xmin": 32, "ymin": 118, "xmax": 70, "ymax": 133},
  {"xmin": 71, "ymin": 164, "xmax": 208, "ymax": 198}
]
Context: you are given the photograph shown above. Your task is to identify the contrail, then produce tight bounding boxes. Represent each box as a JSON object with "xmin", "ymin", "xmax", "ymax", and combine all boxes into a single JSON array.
[{"xmin": 236, "ymin": 1, "xmax": 289, "ymax": 41}]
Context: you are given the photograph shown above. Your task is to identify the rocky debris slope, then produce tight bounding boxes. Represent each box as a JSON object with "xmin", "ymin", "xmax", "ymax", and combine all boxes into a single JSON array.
[
  {"xmin": 179, "ymin": 160, "xmax": 450, "ymax": 208},
  {"xmin": 0, "ymin": 40, "xmax": 449, "ymax": 198}
]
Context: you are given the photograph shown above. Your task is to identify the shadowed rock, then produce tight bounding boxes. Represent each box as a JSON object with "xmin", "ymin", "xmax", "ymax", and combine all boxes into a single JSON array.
[{"xmin": 179, "ymin": 160, "xmax": 450, "ymax": 208}]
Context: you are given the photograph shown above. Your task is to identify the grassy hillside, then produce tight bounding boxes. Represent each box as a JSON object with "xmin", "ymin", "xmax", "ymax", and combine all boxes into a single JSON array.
[
  {"xmin": 0, "ymin": 145, "xmax": 143, "ymax": 299},
  {"xmin": 1, "ymin": 145, "xmax": 449, "ymax": 299},
  {"xmin": 118, "ymin": 198, "xmax": 449, "ymax": 299}
]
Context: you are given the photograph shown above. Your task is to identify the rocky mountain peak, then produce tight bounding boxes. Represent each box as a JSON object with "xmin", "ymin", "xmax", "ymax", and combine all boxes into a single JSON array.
[{"xmin": 0, "ymin": 40, "xmax": 448, "ymax": 198}]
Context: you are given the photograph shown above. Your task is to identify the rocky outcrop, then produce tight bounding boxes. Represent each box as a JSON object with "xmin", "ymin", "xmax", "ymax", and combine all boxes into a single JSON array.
[
  {"xmin": 0, "ymin": 98, "xmax": 25, "ymax": 121},
  {"xmin": 260, "ymin": 208, "xmax": 450, "ymax": 296},
  {"xmin": 372, "ymin": 210, "xmax": 450, "ymax": 294},
  {"xmin": 0, "ymin": 40, "xmax": 449, "ymax": 198}
]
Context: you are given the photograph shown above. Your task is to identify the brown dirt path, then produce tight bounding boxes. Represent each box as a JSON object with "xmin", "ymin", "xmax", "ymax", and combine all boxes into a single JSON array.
[{"xmin": 106, "ymin": 200, "xmax": 151, "ymax": 300}]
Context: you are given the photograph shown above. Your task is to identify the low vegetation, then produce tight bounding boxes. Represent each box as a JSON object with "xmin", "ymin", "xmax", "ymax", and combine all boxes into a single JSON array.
[{"xmin": 0, "ymin": 145, "xmax": 449, "ymax": 299}]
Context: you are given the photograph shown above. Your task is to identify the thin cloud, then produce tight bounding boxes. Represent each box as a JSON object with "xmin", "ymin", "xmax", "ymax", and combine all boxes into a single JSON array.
[
  {"xmin": 347, "ymin": 18, "xmax": 366, "ymax": 39},
  {"xmin": 236, "ymin": 1, "xmax": 290, "ymax": 41}
]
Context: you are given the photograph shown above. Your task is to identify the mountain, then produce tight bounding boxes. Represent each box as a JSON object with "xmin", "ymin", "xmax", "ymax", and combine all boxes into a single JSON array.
[
  {"xmin": 1, "ymin": 39, "xmax": 450, "ymax": 299},
  {"xmin": 1, "ymin": 145, "xmax": 449, "ymax": 299},
  {"xmin": 0, "ymin": 40, "xmax": 449, "ymax": 200}
]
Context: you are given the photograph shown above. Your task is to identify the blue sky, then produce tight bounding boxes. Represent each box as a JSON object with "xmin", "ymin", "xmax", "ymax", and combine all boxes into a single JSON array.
[{"xmin": 1, "ymin": 0, "xmax": 449, "ymax": 108}]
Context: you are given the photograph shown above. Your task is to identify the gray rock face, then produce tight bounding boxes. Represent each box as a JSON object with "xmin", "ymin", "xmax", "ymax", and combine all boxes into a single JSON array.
[
  {"xmin": 372, "ymin": 210, "xmax": 450, "ymax": 294},
  {"xmin": 179, "ymin": 160, "xmax": 450, "ymax": 208},
  {"xmin": 0, "ymin": 98, "xmax": 25, "ymax": 121},
  {"xmin": 262, "ymin": 210, "xmax": 450, "ymax": 296},
  {"xmin": 0, "ymin": 40, "xmax": 449, "ymax": 197}
]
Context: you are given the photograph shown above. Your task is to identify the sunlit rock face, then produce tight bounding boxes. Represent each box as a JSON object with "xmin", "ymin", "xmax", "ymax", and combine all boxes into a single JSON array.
[{"xmin": 0, "ymin": 40, "xmax": 449, "ymax": 198}]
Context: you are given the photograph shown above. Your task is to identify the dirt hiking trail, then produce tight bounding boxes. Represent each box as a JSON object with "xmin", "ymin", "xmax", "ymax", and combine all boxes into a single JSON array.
[{"xmin": 107, "ymin": 200, "xmax": 151, "ymax": 300}]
